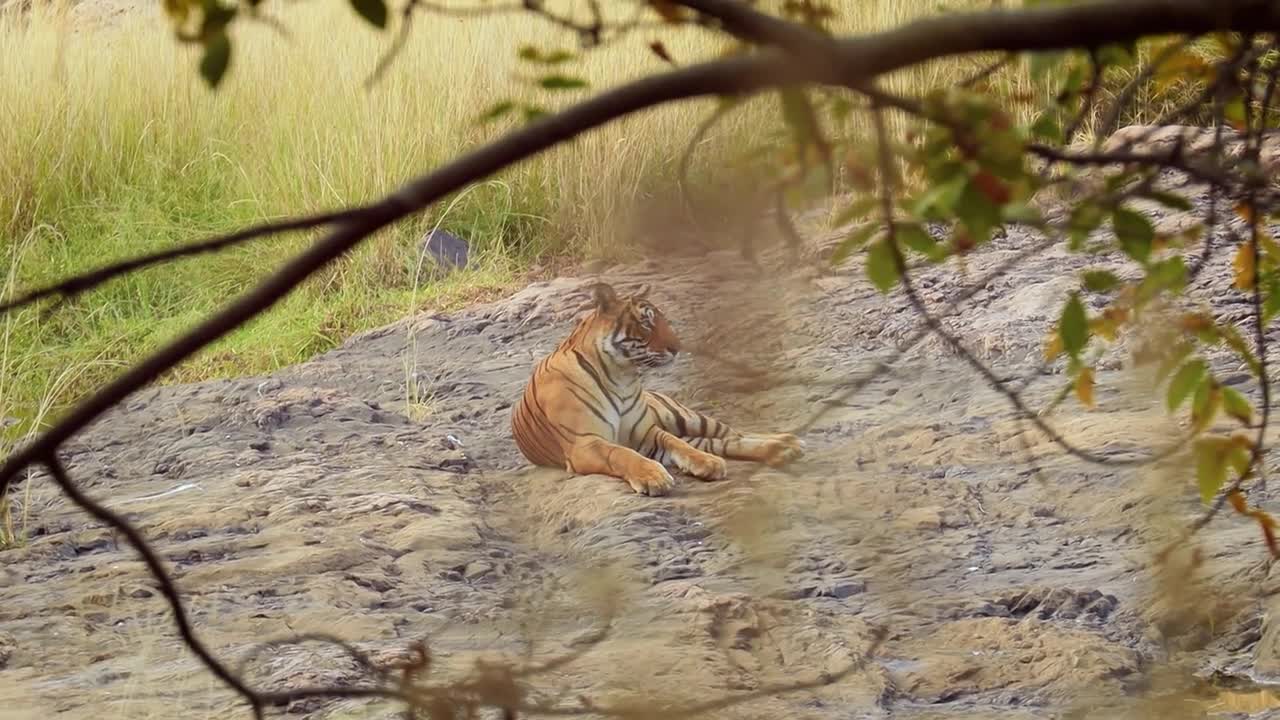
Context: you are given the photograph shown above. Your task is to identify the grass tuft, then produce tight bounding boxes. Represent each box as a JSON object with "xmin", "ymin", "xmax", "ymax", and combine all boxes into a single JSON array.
[{"xmin": 0, "ymin": 0, "xmax": 1205, "ymax": 457}]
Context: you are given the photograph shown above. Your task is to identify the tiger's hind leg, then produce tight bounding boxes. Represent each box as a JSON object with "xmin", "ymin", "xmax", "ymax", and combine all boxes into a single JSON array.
[
  {"xmin": 645, "ymin": 391, "xmax": 805, "ymax": 468},
  {"xmin": 566, "ymin": 436, "xmax": 675, "ymax": 496}
]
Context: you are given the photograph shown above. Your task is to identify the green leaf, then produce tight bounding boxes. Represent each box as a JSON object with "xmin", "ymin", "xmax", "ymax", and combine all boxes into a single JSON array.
[
  {"xmin": 1082, "ymin": 269, "xmax": 1121, "ymax": 292},
  {"xmin": 351, "ymin": 0, "xmax": 388, "ymax": 28},
  {"xmin": 1225, "ymin": 95, "xmax": 1247, "ymax": 128},
  {"xmin": 199, "ymin": 32, "xmax": 232, "ymax": 89},
  {"xmin": 911, "ymin": 173, "xmax": 967, "ymax": 221},
  {"xmin": 1112, "ymin": 207, "xmax": 1155, "ymax": 264},
  {"xmin": 1136, "ymin": 256, "xmax": 1187, "ymax": 304},
  {"xmin": 1218, "ymin": 325, "xmax": 1263, "ymax": 378},
  {"xmin": 199, "ymin": 0, "xmax": 237, "ymax": 35},
  {"xmin": 1195, "ymin": 439, "xmax": 1228, "ymax": 505},
  {"xmin": 478, "ymin": 101, "xmax": 517, "ymax": 123},
  {"xmin": 898, "ymin": 223, "xmax": 945, "ymax": 262},
  {"xmin": 1145, "ymin": 190, "xmax": 1193, "ymax": 212},
  {"xmin": 1223, "ymin": 386, "xmax": 1254, "ymax": 424},
  {"xmin": 865, "ymin": 237, "xmax": 901, "ymax": 293},
  {"xmin": 1060, "ymin": 62, "xmax": 1089, "ymax": 96},
  {"xmin": 831, "ymin": 197, "xmax": 879, "ymax": 228},
  {"xmin": 1068, "ymin": 202, "xmax": 1105, "ymax": 250},
  {"xmin": 518, "ymin": 46, "xmax": 576, "ymax": 65},
  {"xmin": 779, "ymin": 88, "xmax": 819, "ymax": 149},
  {"xmin": 1227, "ymin": 444, "xmax": 1253, "ymax": 478},
  {"xmin": 1030, "ymin": 112, "xmax": 1063, "ymax": 143},
  {"xmin": 1192, "ymin": 379, "xmax": 1221, "ymax": 431},
  {"xmin": 956, "ymin": 178, "xmax": 1002, "ymax": 245},
  {"xmin": 828, "ymin": 222, "xmax": 879, "ymax": 267},
  {"xmin": 1097, "ymin": 41, "xmax": 1137, "ymax": 70},
  {"xmin": 828, "ymin": 96, "xmax": 855, "ymax": 125},
  {"xmin": 1028, "ymin": 50, "xmax": 1066, "ymax": 82},
  {"xmin": 1155, "ymin": 341, "xmax": 1193, "ymax": 383},
  {"xmin": 1001, "ymin": 203, "xmax": 1043, "ymax": 225},
  {"xmin": 1059, "ymin": 292, "xmax": 1089, "ymax": 359},
  {"xmin": 1266, "ymin": 275, "xmax": 1280, "ymax": 324},
  {"xmin": 521, "ymin": 105, "xmax": 549, "ymax": 122},
  {"xmin": 1166, "ymin": 358, "xmax": 1207, "ymax": 412},
  {"xmin": 538, "ymin": 74, "xmax": 589, "ymax": 90}
]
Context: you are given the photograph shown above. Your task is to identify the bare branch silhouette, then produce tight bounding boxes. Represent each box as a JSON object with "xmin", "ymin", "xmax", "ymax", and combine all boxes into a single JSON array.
[{"xmin": 11, "ymin": 1, "xmax": 1280, "ymax": 716}]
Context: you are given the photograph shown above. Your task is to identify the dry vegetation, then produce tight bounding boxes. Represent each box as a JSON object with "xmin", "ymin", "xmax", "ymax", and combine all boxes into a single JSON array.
[
  {"xmin": 0, "ymin": 0, "xmax": 1035, "ymax": 450},
  {"xmin": 0, "ymin": 0, "xmax": 1218, "ymax": 450}
]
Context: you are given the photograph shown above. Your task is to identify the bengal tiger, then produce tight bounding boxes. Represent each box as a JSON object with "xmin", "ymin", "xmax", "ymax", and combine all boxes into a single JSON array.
[{"xmin": 510, "ymin": 281, "xmax": 805, "ymax": 496}]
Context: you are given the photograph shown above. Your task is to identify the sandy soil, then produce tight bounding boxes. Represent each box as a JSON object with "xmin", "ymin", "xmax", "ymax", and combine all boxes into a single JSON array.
[{"xmin": 7, "ymin": 161, "xmax": 1280, "ymax": 720}]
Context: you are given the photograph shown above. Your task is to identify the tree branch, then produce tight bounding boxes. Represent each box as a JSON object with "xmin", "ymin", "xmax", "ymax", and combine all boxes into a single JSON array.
[{"xmin": 10, "ymin": 0, "xmax": 1280, "ymax": 495}]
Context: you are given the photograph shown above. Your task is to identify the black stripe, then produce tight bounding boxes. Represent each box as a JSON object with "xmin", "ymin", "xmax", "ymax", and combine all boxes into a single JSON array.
[
  {"xmin": 596, "ymin": 352, "xmax": 619, "ymax": 386},
  {"xmin": 572, "ymin": 351, "xmax": 622, "ymax": 415},
  {"xmin": 513, "ymin": 408, "xmax": 559, "ymax": 464},
  {"xmin": 555, "ymin": 370, "xmax": 621, "ymax": 417},
  {"xmin": 650, "ymin": 393, "xmax": 688, "ymax": 436},
  {"xmin": 629, "ymin": 406, "xmax": 656, "ymax": 446},
  {"xmin": 527, "ymin": 392, "xmax": 575, "ymax": 444},
  {"xmin": 565, "ymin": 386, "xmax": 612, "ymax": 426},
  {"xmin": 619, "ymin": 390, "xmax": 643, "ymax": 417}
]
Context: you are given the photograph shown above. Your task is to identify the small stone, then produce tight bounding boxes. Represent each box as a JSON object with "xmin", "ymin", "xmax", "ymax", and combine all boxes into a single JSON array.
[
  {"xmin": 249, "ymin": 440, "xmax": 269, "ymax": 451},
  {"xmin": 417, "ymin": 229, "xmax": 470, "ymax": 278},
  {"xmin": 0, "ymin": 632, "xmax": 14, "ymax": 669},
  {"xmin": 896, "ymin": 506, "xmax": 944, "ymax": 531},
  {"xmin": 463, "ymin": 561, "xmax": 493, "ymax": 581},
  {"xmin": 826, "ymin": 581, "xmax": 865, "ymax": 599}
]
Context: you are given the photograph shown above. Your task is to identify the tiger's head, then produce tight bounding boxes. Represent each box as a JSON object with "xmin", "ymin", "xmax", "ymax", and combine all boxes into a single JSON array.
[{"xmin": 589, "ymin": 282, "xmax": 681, "ymax": 369}]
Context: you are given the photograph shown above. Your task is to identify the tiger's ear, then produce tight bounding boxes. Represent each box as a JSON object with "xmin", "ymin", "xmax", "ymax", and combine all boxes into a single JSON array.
[{"xmin": 591, "ymin": 282, "xmax": 621, "ymax": 312}]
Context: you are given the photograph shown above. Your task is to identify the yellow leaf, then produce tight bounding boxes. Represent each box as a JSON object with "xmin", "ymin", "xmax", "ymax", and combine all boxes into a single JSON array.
[
  {"xmin": 649, "ymin": 0, "xmax": 688, "ymax": 23},
  {"xmin": 1235, "ymin": 201, "xmax": 1256, "ymax": 224},
  {"xmin": 1228, "ymin": 489, "xmax": 1248, "ymax": 514},
  {"xmin": 1043, "ymin": 331, "xmax": 1063, "ymax": 362},
  {"xmin": 1260, "ymin": 230, "xmax": 1280, "ymax": 272},
  {"xmin": 1153, "ymin": 48, "xmax": 1212, "ymax": 94},
  {"xmin": 1230, "ymin": 432, "xmax": 1256, "ymax": 451},
  {"xmin": 1235, "ymin": 241, "xmax": 1257, "ymax": 290},
  {"xmin": 1089, "ymin": 317, "xmax": 1116, "ymax": 341},
  {"xmin": 1179, "ymin": 312, "xmax": 1214, "ymax": 333},
  {"xmin": 1104, "ymin": 306, "xmax": 1131, "ymax": 326},
  {"xmin": 1075, "ymin": 367, "xmax": 1096, "ymax": 408}
]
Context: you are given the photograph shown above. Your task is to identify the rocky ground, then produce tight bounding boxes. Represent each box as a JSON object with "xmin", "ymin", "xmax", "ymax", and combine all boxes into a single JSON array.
[{"xmin": 8, "ymin": 120, "xmax": 1280, "ymax": 718}]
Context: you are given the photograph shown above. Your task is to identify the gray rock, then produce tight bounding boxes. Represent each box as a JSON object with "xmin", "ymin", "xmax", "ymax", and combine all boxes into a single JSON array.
[{"xmin": 416, "ymin": 228, "xmax": 470, "ymax": 278}]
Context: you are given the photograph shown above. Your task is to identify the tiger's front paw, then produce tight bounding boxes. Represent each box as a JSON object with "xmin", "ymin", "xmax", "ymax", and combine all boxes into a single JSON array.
[
  {"xmin": 686, "ymin": 452, "xmax": 727, "ymax": 482},
  {"xmin": 762, "ymin": 433, "xmax": 805, "ymax": 467},
  {"xmin": 626, "ymin": 461, "xmax": 676, "ymax": 496}
]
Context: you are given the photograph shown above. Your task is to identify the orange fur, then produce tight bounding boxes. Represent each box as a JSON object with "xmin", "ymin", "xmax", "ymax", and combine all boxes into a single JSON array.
[{"xmin": 510, "ymin": 282, "xmax": 804, "ymax": 495}]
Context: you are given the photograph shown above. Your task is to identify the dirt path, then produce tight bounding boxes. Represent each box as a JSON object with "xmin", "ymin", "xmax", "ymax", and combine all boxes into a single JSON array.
[{"xmin": 4, "ymin": 183, "xmax": 1280, "ymax": 719}]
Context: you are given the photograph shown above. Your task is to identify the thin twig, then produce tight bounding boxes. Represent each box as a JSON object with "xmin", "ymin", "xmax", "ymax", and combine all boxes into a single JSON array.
[
  {"xmin": 0, "ymin": 209, "xmax": 364, "ymax": 315},
  {"xmin": 42, "ymin": 456, "xmax": 264, "ymax": 715}
]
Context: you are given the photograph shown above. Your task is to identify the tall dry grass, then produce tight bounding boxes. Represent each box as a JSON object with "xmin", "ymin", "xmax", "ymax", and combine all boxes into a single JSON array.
[{"xmin": 0, "ymin": 0, "xmax": 1084, "ymax": 464}]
